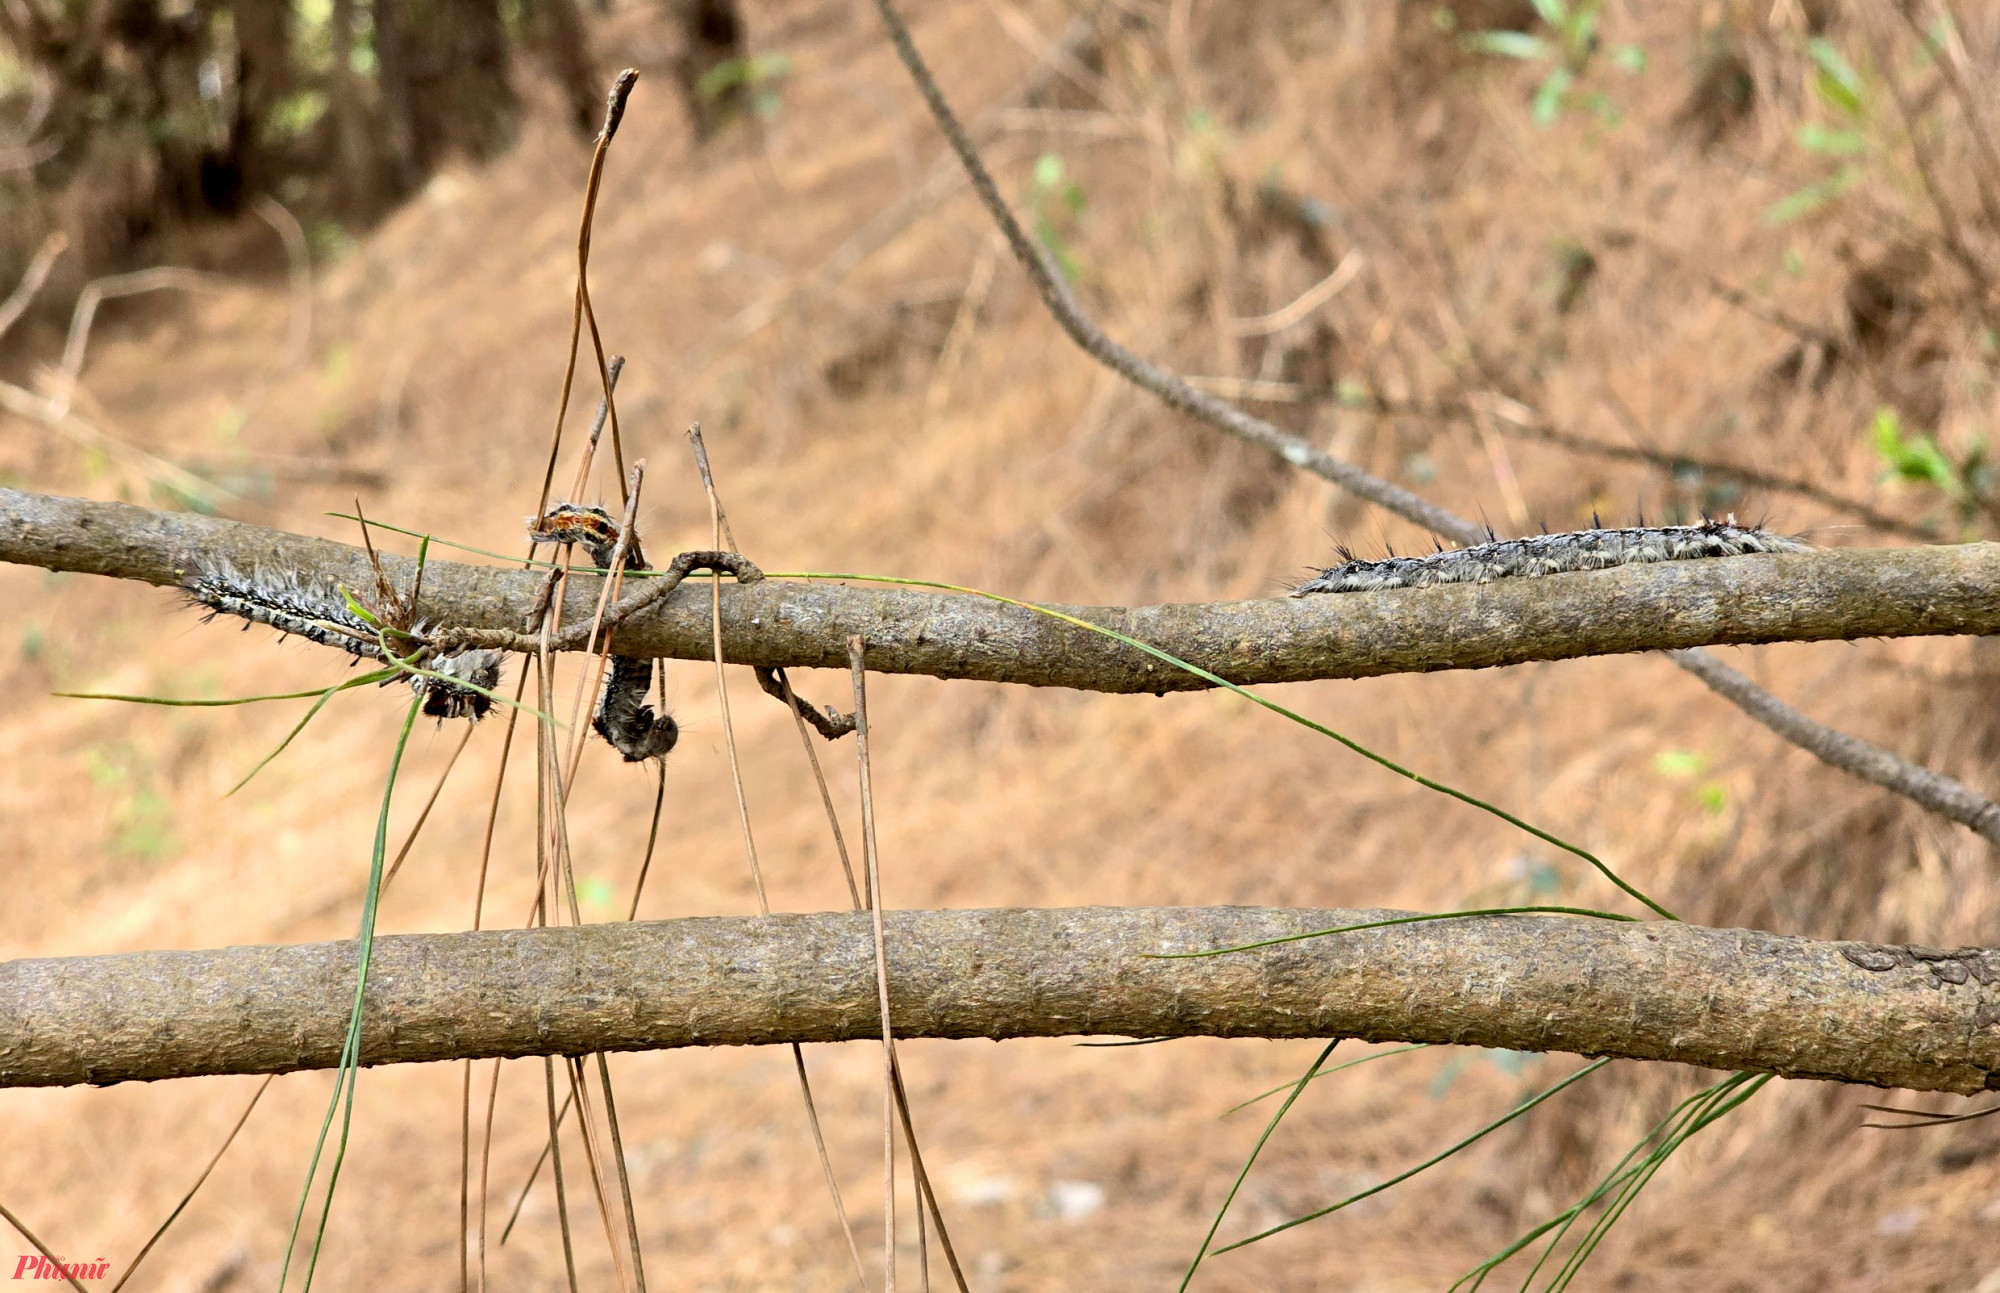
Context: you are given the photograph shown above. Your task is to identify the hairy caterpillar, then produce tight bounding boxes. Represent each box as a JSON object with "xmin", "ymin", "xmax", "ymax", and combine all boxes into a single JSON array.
[
  {"xmin": 1293, "ymin": 518, "xmax": 1810, "ymax": 596},
  {"xmin": 182, "ymin": 560, "xmax": 503, "ymax": 721},
  {"xmin": 529, "ymin": 503, "xmax": 680, "ymax": 763}
]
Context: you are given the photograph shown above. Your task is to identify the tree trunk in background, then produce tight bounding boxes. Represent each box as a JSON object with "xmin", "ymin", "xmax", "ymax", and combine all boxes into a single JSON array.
[{"xmin": 375, "ymin": 0, "xmax": 519, "ymax": 188}]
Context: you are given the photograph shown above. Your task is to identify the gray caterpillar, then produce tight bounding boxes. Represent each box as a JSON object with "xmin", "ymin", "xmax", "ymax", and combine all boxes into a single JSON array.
[
  {"xmin": 528, "ymin": 503, "xmax": 680, "ymax": 763},
  {"xmin": 183, "ymin": 560, "xmax": 502, "ymax": 721},
  {"xmin": 1293, "ymin": 518, "xmax": 1809, "ymax": 596}
]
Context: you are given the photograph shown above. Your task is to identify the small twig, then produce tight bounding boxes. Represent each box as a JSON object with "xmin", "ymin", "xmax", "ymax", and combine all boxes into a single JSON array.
[
  {"xmin": 536, "ymin": 70, "xmax": 641, "ymax": 524},
  {"xmin": 1669, "ymin": 646, "xmax": 2000, "ymax": 843},
  {"xmin": 690, "ymin": 427, "xmax": 870, "ymax": 1286},
  {"xmin": 1891, "ymin": 1, "xmax": 2000, "ymax": 232},
  {"xmin": 851, "ymin": 637, "xmax": 898, "ymax": 1293},
  {"xmin": 1871, "ymin": 12, "xmax": 1997, "ymax": 326},
  {"xmin": 0, "ymin": 380, "xmax": 235, "ymax": 512},
  {"xmin": 1860, "ymin": 1098, "xmax": 2000, "ymax": 1130},
  {"xmin": 0, "ymin": 1201, "xmax": 87, "ymax": 1293},
  {"xmin": 756, "ymin": 665, "xmax": 857, "ymax": 739},
  {"xmin": 794, "ymin": 1045, "xmax": 875, "ymax": 1293},
  {"xmin": 1230, "ymin": 250, "xmax": 1365, "ymax": 337},
  {"xmin": 108, "ymin": 1075, "xmax": 275, "ymax": 1293},
  {"xmin": 53, "ymin": 267, "xmax": 224, "ymax": 422},
  {"xmin": 379, "ymin": 723, "xmax": 476, "ymax": 895},
  {"xmin": 689, "ymin": 423, "xmax": 767, "ymax": 910},
  {"xmin": 0, "ymin": 230, "xmax": 64, "ymax": 342},
  {"xmin": 542, "ymin": 1055, "xmax": 581, "ymax": 1292},
  {"xmin": 434, "ymin": 549, "xmax": 765, "ymax": 658},
  {"xmin": 252, "ymin": 195, "xmax": 313, "ymax": 369}
]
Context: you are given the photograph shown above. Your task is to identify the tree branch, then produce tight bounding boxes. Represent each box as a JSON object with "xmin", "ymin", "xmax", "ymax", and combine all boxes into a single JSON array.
[
  {"xmin": 3, "ymin": 906, "xmax": 1997, "ymax": 1094},
  {"xmin": 859, "ymin": 0, "xmax": 2000, "ymax": 840},
  {"xmin": 7, "ymin": 486, "xmax": 2000, "ymax": 692}
]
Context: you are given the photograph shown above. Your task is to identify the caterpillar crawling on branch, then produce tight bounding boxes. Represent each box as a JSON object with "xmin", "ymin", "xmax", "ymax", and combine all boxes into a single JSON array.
[
  {"xmin": 1293, "ymin": 519, "xmax": 1810, "ymax": 596},
  {"xmin": 183, "ymin": 559, "xmax": 502, "ymax": 721}
]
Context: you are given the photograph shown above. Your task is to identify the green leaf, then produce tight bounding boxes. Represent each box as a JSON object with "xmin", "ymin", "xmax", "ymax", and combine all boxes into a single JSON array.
[
  {"xmin": 1797, "ymin": 121, "xmax": 1866, "ymax": 155},
  {"xmin": 1033, "ymin": 152, "xmax": 1065, "ymax": 188},
  {"xmin": 1532, "ymin": 66, "xmax": 1574, "ymax": 126},
  {"xmin": 1612, "ymin": 42, "xmax": 1646, "ymax": 74},
  {"xmin": 1652, "ymin": 750, "xmax": 1708, "ymax": 778},
  {"xmin": 1530, "ymin": 0, "xmax": 1569, "ymax": 26},
  {"xmin": 1462, "ymin": 30, "xmax": 1555, "ymax": 61},
  {"xmin": 1762, "ymin": 165, "xmax": 1862, "ymax": 225},
  {"xmin": 1872, "ymin": 407, "xmax": 1961, "ymax": 494},
  {"xmin": 1808, "ymin": 38, "xmax": 1865, "ymax": 119}
]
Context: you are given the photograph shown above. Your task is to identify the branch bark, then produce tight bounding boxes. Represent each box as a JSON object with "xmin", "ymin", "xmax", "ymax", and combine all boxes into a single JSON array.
[
  {"xmin": 6, "ymin": 487, "xmax": 2000, "ymax": 691},
  {"xmin": 4, "ymin": 907, "xmax": 1997, "ymax": 1094}
]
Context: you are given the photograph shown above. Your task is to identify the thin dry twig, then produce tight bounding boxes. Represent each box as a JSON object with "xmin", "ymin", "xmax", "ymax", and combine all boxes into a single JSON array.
[
  {"xmin": 53, "ymin": 267, "xmax": 224, "ymax": 422},
  {"xmin": 253, "ymin": 195, "xmax": 313, "ymax": 369},
  {"xmin": 380, "ymin": 724, "xmax": 476, "ymax": 896},
  {"xmin": 0, "ymin": 230, "xmax": 64, "ymax": 342},
  {"xmin": 535, "ymin": 70, "xmax": 641, "ymax": 524},
  {"xmin": 686, "ymin": 423, "xmax": 871, "ymax": 1289},
  {"xmin": 851, "ymin": 637, "xmax": 898, "ymax": 1293},
  {"xmin": 0, "ymin": 1200, "xmax": 87, "ymax": 1293},
  {"xmin": 689, "ymin": 423, "xmax": 769, "ymax": 910},
  {"xmin": 862, "ymin": 0, "xmax": 2000, "ymax": 843},
  {"xmin": 109, "ymin": 1075, "xmax": 276, "ymax": 1293},
  {"xmin": 1229, "ymin": 250, "xmax": 1364, "ymax": 337}
]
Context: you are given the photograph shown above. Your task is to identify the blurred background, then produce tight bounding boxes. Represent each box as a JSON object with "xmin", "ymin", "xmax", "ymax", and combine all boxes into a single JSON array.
[{"xmin": 4, "ymin": 1, "xmax": 2000, "ymax": 1288}]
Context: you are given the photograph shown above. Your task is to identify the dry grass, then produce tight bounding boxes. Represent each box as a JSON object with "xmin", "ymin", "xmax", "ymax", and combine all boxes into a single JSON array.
[{"xmin": 5, "ymin": 1, "xmax": 2000, "ymax": 1288}]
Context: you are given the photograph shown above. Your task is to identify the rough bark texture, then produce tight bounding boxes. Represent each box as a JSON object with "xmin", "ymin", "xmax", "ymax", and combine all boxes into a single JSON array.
[
  {"xmin": 5, "ymin": 488, "xmax": 1998, "ymax": 694},
  {"xmin": 3, "ymin": 907, "xmax": 1997, "ymax": 1093}
]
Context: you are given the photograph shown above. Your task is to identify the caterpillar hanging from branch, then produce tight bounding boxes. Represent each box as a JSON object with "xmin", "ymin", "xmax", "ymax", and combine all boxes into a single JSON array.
[
  {"xmin": 1292, "ymin": 518, "xmax": 1810, "ymax": 596},
  {"xmin": 526, "ymin": 502, "xmax": 680, "ymax": 763}
]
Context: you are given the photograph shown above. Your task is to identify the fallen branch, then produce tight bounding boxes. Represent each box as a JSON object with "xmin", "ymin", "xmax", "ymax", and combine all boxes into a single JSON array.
[
  {"xmin": 6, "ymin": 487, "xmax": 1999, "ymax": 693},
  {"xmin": 3, "ymin": 906, "xmax": 1996, "ymax": 1094}
]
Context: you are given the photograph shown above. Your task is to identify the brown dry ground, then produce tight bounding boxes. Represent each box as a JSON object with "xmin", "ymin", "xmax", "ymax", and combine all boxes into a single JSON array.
[{"xmin": 6, "ymin": 2, "xmax": 2000, "ymax": 1289}]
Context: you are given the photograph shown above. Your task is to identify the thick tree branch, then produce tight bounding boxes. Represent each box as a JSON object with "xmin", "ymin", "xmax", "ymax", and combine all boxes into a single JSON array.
[
  {"xmin": 6, "ymin": 487, "xmax": 2000, "ymax": 692},
  {"xmin": 15, "ymin": 483, "xmax": 2000, "ymax": 835},
  {"xmin": 860, "ymin": 0, "xmax": 2000, "ymax": 839},
  {"xmin": 3, "ymin": 907, "xmax": 1997, "ymax": 1094}
]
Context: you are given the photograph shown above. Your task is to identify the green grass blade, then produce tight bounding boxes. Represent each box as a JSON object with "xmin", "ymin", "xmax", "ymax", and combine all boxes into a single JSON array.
[
  {"xmin": 1224, "ymin": 1045, "xmax": 1430, "ymax": 1116},
  {"xmin": 54, "ymin": 680, "xmax": 392, "ymax": 706},
  {"xmin": 1213, "ymin": 1058, "xmax": 1613, "ymax": 1254},
  {"xmin": 773, "ymin": 571, "xmax": 1676, "ymax": 920},
  {"xmin": 223, "ymin": 671, "xmax": 398, "ymax": 797},
  {"xmin": 1539, "ymin": 1074, "xmax": 1768, "ymax": 1292},
  {"xmin": 1449, "ymin": 1071, "xmax": 1761, "ymax": 1291},
  {"xmin": 278, "ymin": 695, "xmax": 422, "ymax": 1292},
  {"xmin": 1181, "ymin": 1041, "xmax": 1339, "ymax": 1291},
  {"xmin": 1151, "ymin": 906, "xmax": 1638, "ymax": 961}
]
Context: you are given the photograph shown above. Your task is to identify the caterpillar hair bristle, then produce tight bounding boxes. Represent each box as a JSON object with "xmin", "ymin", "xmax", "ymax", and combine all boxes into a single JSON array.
[
  {"xmin": 528, "ymin": 503, "xmax": 675, "ymax": 763},
  {"xmin": 416, "ymin": 649, "xmax": 502, "ymax": 723},
  {"xmin": 184, "ymin": 559, "xmax": 382, "ymax": 658},
  {"xmin": 1293, "ymin": 518, "xmax": 1811, "ymax": 596}
]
